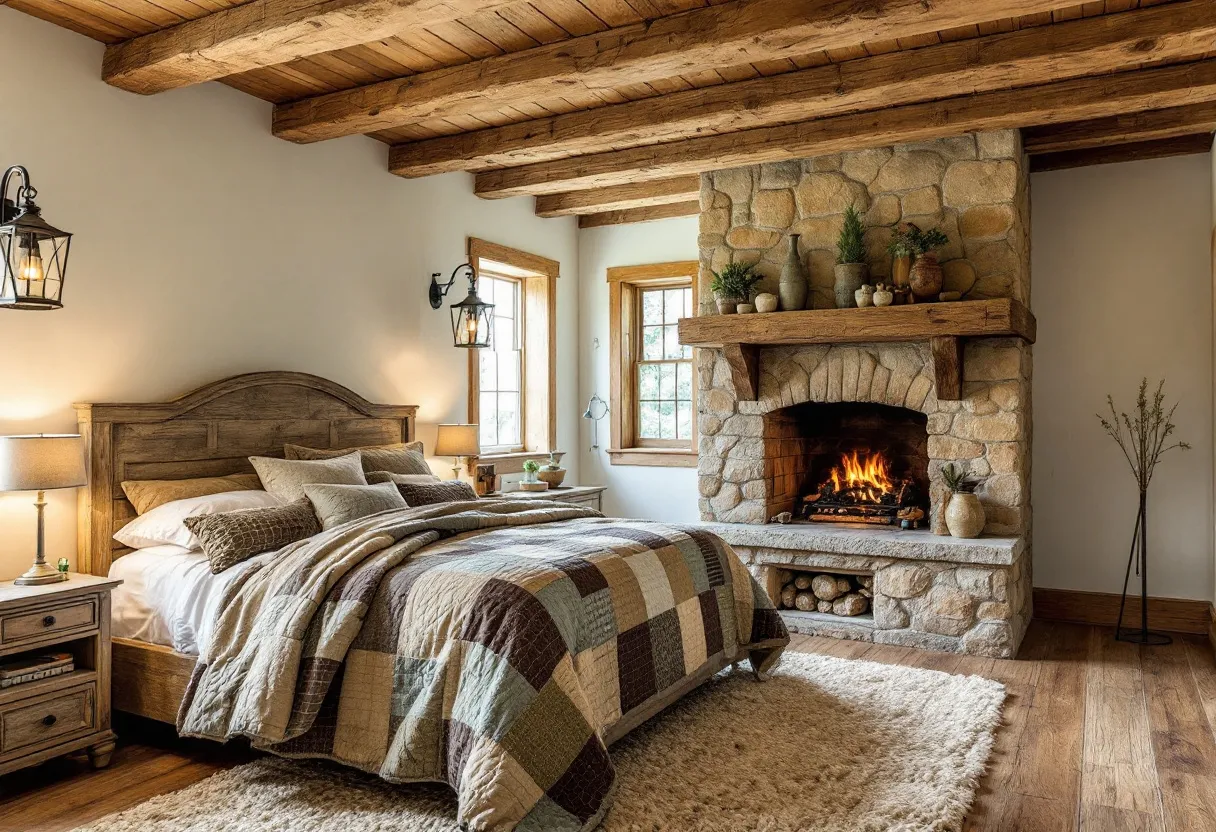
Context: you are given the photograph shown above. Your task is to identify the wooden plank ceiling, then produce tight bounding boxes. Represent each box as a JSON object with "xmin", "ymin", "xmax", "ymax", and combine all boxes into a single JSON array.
[{"xmin": 10, "ymin": 0, "xmax": 1216, "ymax": 227}]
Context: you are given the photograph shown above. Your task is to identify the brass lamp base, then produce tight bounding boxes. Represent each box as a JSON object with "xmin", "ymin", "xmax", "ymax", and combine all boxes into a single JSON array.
[{"xmin": 15, "ymin": 560, "xmax": 67, "ymax": 586}]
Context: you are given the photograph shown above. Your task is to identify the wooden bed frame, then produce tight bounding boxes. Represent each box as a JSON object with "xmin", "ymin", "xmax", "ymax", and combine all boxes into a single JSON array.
[{"xmin": 76, "ymin": 371, "xmax": 417, "ymax": 723}]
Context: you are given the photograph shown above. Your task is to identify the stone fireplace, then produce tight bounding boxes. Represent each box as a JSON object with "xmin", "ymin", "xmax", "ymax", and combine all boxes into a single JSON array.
[{"xmin": 685, "ymin": 130, "xmax": 1033, "ymax": 658}]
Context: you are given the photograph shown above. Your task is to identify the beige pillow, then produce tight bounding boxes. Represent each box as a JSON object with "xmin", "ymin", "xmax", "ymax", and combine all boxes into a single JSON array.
[
  {"xmin": 284, "ymin": 441, "xmax": 431, "ymax": 476},
  {"xmin": 249, "ymin": 452, "xmax": 367, "ymax": 503},
  {"xmin": 184, "ymin": 500, "xmax": 321, "ymax": 574},
  {"xmin": 121, "ymin": 473, "xmax": 263, "ymax": 515},
  {"xmin": 366, "ymin": 470, "xmax": 441, "ymax": 486},
  {"xmin": 303, "ymin": 482, "xmax": 408, "ymax": 530}
]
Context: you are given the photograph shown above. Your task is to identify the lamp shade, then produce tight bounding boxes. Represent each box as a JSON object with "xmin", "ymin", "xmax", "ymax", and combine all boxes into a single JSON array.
[
  {"xmin": 0, "ymin": 434, "xmax": 87, "ymax": 492},
  {"xmin": 434, "ymin": 424, "xmax": 480, "ymax": 457}
]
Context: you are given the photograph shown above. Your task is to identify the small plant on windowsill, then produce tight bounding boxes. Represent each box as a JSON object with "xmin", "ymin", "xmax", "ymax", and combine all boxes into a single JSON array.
[
  {"xmin": 710, "ymin": 263, "xmax": 762, "ymax": 315},
  {"xmin": 940, "ymin": 462, "xmax": 984, "ymax": 539}
]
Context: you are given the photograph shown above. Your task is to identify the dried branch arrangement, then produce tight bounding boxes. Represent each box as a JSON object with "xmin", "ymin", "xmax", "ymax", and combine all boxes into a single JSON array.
[{"xmin": 1097, "ymin": 378, "xmax": 1189, "ymax": 492}]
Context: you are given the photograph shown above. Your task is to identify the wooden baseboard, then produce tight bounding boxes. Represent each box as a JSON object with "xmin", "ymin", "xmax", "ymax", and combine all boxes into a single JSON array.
[
  {"xmin": 1033, "ymin": 588, "xmax": 1212, "ymax": 636},
  {"xmin": 1210, "ymin": 604, "xmax": 1216, "ymax": 658}
]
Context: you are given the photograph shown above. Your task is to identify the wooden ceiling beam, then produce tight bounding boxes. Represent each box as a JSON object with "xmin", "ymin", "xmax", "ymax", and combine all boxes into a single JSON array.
[
  {"xmin": 474, "ymin": 58, "xmax": 1216, "ymax": 199},
  {"xmin": 1029, "ymin": 133, "xmax": 1215, "ymax": 172},
  {"xmin": 390, "ymin": 1, "xmax": 1216, "ymax": 178},
  {"xmin": 578, "ymin": 202, "xmax": 700, "ymax": 229},
  {"xmin": 102, "ymin": 0, "xmax": 514, "ymax": 94},
  {"xmin": 272, "ymin": 0, "xmax": 1088, "ymax": 144},
  {"xmin": 534, "ymin": 176, "xmax": 700, "ymax": 218},
  {"xmin": 1023, "ymin": 101, "xmax": 1216, "ymax": 154}
]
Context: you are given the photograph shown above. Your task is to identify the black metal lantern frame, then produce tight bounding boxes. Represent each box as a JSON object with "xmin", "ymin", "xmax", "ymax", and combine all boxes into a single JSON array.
[
  {"xmin": 430, "ymin": 263, "xmax": 495, "ymax": 349},
  {"xmin": 0, "ymin": 166, "xmax": 72, "ymax": 311}
]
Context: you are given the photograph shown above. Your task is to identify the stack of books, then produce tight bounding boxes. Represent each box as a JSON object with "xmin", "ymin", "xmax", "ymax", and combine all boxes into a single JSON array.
[{"xmin": 0, "ymin": 652, "xmax": 74, "ymax": 689}]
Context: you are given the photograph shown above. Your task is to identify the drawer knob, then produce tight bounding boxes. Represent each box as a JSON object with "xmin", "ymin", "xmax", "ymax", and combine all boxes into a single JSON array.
[
  {"xmin": 42, "ymin": 615, "xmax": 56, "ymax": 627},
  {"xmin": 41, "ymin": 714, "xmax": 57, "ymax": 727}
]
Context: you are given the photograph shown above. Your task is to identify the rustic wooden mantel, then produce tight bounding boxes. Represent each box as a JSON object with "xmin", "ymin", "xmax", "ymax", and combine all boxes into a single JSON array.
[{"xmin": 677, "ymin": 298, "xmax": 1037, "ymax": 401}]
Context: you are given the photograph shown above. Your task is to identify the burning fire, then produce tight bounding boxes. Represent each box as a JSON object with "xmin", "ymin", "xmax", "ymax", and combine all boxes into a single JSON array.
[{"xmin": 827, "ymin": 451, "xmax": 895, "ymax": 504}]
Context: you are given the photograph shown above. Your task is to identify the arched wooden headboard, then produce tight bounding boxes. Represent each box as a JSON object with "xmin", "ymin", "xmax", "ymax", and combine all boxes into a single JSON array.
[{"xmin": 74, "ymin": 372, "xmax": 418, "ymax": 576}]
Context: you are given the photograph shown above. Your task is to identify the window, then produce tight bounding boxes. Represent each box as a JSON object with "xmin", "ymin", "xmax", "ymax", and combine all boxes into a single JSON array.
[
  {"xmin": 607, "ymin": 261, "xmax": 699, "ymax": 468},
  {"xmin": 466, "ymin": 238, "xmax": 558, "ymax": 473}
]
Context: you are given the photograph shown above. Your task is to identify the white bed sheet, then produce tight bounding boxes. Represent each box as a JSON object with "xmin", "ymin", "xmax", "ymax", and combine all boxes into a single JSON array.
[{"xmin": 108, "ymin": 545, "xmax": 265, "ymax": 655}]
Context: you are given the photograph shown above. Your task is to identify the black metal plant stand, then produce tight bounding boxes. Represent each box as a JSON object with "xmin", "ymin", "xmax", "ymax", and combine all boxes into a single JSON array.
[{"xmin": 1114, "ymin": 490, "xmax": 1171, "ymax": 646}]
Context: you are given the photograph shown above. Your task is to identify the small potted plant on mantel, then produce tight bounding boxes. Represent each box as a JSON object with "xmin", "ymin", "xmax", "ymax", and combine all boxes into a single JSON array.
[
  {"xmin": 834, "ymin": 205, "xmax": 869, "ymax": 309},
  {"xmin": 940, "ymin": 463, "xmax": 985, "ymax": 538},
  {"xmin": 887, "ymin": 225, "xmax": 917, "ymax": 301},
  {"xmin": 710, "ymin": 263, "xmax": 763, "ymax": 315}
]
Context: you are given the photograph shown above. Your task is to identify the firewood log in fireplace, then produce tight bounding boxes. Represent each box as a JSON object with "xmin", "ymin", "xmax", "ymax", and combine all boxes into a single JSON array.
[{"xmin": 777, "ymin": 571, "xmax": 872, "ymax": 617}]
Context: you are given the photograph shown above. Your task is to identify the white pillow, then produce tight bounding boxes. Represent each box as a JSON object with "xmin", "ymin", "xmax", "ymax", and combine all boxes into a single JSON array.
[{"xmin": 114, "ymin": 490, "xmax": 283, "ymax": 550}]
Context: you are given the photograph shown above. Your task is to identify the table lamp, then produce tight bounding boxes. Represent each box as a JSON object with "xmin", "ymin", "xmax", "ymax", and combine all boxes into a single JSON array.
[
  {"xmin": 0, "ymin": 434, "xmax": 86, "ymax": 585},
  {"xmin": 434, "ymin": 424, "xmax": 480, "ymax": 481}
]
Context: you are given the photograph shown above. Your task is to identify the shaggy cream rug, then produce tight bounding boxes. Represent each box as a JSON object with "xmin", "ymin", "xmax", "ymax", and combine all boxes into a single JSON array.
[{"xmin": 77, "ymin": 652, "xmax": 1004, "ymax": 832}]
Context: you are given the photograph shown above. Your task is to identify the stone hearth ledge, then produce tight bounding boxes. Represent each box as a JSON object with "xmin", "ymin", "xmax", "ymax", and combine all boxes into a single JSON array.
[{"xmin": 700, "ymin": 522, "xmax": 1023, "ymax": 566}]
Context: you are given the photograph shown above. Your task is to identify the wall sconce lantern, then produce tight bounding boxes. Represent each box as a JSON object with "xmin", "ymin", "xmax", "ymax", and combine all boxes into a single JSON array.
[
  {"xmin": 430, "ymin": 262, "xmax": 494, "ymax": 349},
  {"xmin": 0, "ymin": 166, "xmax": 72, "ymax": 310}
]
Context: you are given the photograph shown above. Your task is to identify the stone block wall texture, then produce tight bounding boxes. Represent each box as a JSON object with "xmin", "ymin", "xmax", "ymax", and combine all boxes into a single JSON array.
[{"xmin": 697, "ymin": 129, "xmax": 1031, "ymax": 314}]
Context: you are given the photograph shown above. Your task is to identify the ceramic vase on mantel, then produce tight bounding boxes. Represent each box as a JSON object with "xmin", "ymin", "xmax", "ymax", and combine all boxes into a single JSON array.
[
  {"xmin": 834, "ymin": 263, "xmax": 869, "ymax": 309},
  {"xmin": 779, "ymin": 234, "xmax": 809, "ymax": 311},
  {"xmin": 909, "ymin": 253, "xmax": 944, "ymax": 302},
  {"xmin": 945, "ymin": 492, "xmax": 985, "ymax": 539},
  {"xmin": 891, "ymin": 255, "xmax": 913, "ymax": 298}
]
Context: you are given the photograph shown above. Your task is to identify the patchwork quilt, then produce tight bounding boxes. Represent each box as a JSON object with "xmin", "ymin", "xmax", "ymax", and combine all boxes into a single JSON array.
[{"xmin": 178, "ymin": 500, "xmax": 788, "ymax": 831}]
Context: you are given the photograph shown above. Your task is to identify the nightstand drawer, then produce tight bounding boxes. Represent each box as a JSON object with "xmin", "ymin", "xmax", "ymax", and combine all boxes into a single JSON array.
[
  {"xmin": 0, "ymin": 682, "xmax": 96, "ymax": 755},
  {"xmin": 1, "ymin": 597, "xmax": 98, "ymax": 647}
]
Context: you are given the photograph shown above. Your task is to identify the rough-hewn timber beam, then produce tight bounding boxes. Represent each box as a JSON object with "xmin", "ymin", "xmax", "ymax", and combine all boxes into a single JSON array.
[
  {"xmin": 103, "ymin": 0, "xmax": 513, "ymax": 94},
  {"xmin": 390, "ymin": 1, "xmax": 1216, "ymax": 178},
  {"xmin": 578, "ymin": 202, "xmax": 700, "ymax": 229},
  {"xmin": 535, "ymin": 177, "xmax": 700, "ymax": 218},
  {"xmin": 273, "ymin": 0, "xmax": 1087, "ymax": 144},
  {"xmin": 1029, "ymin": 133, "xmax": 1215, "ymax": 172},
  {"xmin": 1023, "ymin": 100, "xmax": 1216, "ymax": 154},
  {"xmin": 475, "ymin": 59, "xmax": 1216, "ymax": 198}
]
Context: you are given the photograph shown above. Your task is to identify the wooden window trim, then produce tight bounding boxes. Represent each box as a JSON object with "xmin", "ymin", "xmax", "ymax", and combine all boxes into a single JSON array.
[
  {"xmin": 606, "ymin": 261, "xmax": 699, "ymax": 468},
  {"xmin": 466, "ymin": 238, "xmax": 559, "ymax": 467}
]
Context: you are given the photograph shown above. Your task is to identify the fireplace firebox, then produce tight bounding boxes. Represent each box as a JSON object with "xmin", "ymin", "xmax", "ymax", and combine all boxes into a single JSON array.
[{"xmin": 763, "ymin": 402, "xmax": 930, "ymax": 527}]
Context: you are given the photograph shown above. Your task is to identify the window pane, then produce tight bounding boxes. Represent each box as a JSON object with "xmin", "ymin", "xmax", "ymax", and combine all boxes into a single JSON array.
[
  {"xmin": 659, "ymin": 401, "xmax": 676, "ymax": 439},
  {"xmin": 683, "ymin": 287, "xmax": 693, "ymax": 319},
  {"xmin": 498, "ymin": 350, "xmax": 520, "ymax": 393},
  {"xmin": 664, "ymin": 324, "xmax": 684, "ymax": 360},
  {"xmin": 638, "ymin": 363, "xmax": 660, "ymax": 400},
  {"xmin": 480, "ymin": 392, "xmax": 498, "ymax": 447},
  {"xmin": 676, "ymin": 362, "xmax": 692, "ymax": 400},
  {"xmin": 639, "ymin": 401, "xmax": 661, "ymax": 439},
  {"xmin": 642, "ymin": 290, "xmax": 663, "ymax": 326},
  {"xmin": 677, "ymin": 401, "xmax": 693, "ymax": 440},
  {"xmin": 497, "ymin": 392, "xmax": 520, "ymax": 447},
  {"xmin": 664, "ymin": 289, "xmax": 684, "ymax": 324},
  {"xmin": 659, "ymin": 363, "xmax": 676, "ymax": 400},
  {"xmin": 642, "ymin": 326, "xmax": 664, "ymax": 360},
  {"xmin": 479, "ymin": 350, "xmax": 497, "ymax": 391}
]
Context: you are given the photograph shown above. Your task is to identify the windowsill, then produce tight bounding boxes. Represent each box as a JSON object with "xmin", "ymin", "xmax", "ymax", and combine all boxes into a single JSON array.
[
  {"xmin": 467, "ymin": 450, "xmax": 556, "ymax": 475},
  {"xmin": 607, "ymin": 448, "xmax": 698, "ymax": 468}
]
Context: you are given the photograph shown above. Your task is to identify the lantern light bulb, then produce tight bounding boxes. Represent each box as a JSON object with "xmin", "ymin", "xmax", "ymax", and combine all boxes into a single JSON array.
[{"xmin": 17, "ymin": 238, "xmax": 44, "ymax": 294}]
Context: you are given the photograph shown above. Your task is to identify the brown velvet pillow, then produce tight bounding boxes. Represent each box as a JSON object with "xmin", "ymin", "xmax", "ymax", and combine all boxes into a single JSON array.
[
  {"xmin": 394, "ymin": 480, "xmax": 478, "ymax": 507},
  {"xmin": 121, "ymin": 474, "xmax": 263, "ymax": 515},
  {"xmin": 184, "ymin": 499, "xmax": 321, "ymax": 574},
  {"xmin": 283, "ymin": 441, "xmax": 431, "ymax": 476}
]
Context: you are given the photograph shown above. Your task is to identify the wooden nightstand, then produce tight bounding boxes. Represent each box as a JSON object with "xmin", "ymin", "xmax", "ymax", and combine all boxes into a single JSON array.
[
  {"xmin": 0, "ymin": 574, "xmax": 121, "ymax": 776},
  {"xmin": 485, "ymin": 485, "xmax": 607, "ymax": 512}
]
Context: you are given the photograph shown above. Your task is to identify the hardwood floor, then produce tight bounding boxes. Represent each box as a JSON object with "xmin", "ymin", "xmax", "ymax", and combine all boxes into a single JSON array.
[{"xmin": 3, "ymin": 620, "xmax": 1216, "ymax": 831}]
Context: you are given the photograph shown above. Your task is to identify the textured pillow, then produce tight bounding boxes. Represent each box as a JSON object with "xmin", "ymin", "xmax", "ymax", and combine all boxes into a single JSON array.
[
  {"xmin": 283, "ymin": 441, "xmax": 431, "ymax": 476},
  {"xmin": 303, "ymin": 482, "xmax": 408, "ymax": 530},
  {"xmin": 113, "ymin": 490, "xmax": 283, "ymax": 550},
  {"xmin": 121, "ymin": 474, "xmax": 263, "ymax": 515},
  {"xmin": 249, "ymin": 452, "xmax": 367, "ymax": 503},
  {"xmin": 184, "ymin": 499, "xmax": 321, "ymax": 574},
  {"xmin": 394, "ymin": 480, "xmax": 478, "ymax": 507},
  {"xmin": 366, "ymin": 470, "xmax": 441, "ymax": 486}
]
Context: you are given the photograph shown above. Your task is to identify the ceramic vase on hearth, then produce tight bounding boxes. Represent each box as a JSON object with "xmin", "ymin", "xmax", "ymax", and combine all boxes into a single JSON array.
[
  {"xmin": 779, "ymin": 234, "xmax": 808, "ymax": 311},
  {"xmin": 945, "ymin": 492, "xmax": 985, "ymax": 539},
  {"xmin": 909, "ymin": 253, "xmax": 944, "ymax": 302},
  {"xmin": 834, "ymin": 262, "xmax": 869, "ymax": 309}
]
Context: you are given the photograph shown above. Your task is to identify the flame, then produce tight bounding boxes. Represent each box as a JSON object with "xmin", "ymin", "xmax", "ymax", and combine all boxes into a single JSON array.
[{"xmin": 828, "ymin": 451, "xmax": 895, "ymax": 504}]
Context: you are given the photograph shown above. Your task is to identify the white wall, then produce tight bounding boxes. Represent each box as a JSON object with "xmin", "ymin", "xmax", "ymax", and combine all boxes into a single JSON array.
[
  {"xmin": 0, "ymin": 9, "xmax": 579, "ymax": 579},
  {"xmin": 1032, "ymin": 153, "xmax": 1215, "ymax": 601},
  {"xmin": 578, "ymin": 217, "xmax": 700, "ymax": 521}
]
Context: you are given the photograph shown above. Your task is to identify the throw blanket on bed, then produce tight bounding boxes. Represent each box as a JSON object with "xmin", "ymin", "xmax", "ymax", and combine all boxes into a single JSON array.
[{"xmin": 178, "ymin": 500, "xmax": 788, "ymax": 831}]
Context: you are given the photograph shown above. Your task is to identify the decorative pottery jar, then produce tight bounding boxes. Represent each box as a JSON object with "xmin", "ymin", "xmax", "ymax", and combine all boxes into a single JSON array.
[
  {"xmin": 715, "ymin": 296, "xmax": 743, "ymax": 314},
  {"xmin": 754, "ymin": 293, "xmax": 778, "ymax": 313},
  {"xmin": 909, "ymin": 253, "xmax": 944, "ymax": 301},
  {"xmin": 834, "ymin": 262, "xmax": 869, "ymax": 309},
  {"xmin": 537, "ymin": 450, "xmax": 566, "ymax": 488},
  {"xmin": 945, "ymin": 492, "xmax": 985, "ymax": 539},
  {"xmin": 778, "ymin": 234, "xmax": 808, "ymax": 311},
  {"xmin": 854, "ymin": 284, "xmax": 874, "ymax": 308},
  {"xmin": 872, "ymin": 284, "xmax": 893, "ymax": 307},
  {"xmin": 736, "ymin": 302, "xmax": 756, "ymax": 314}
]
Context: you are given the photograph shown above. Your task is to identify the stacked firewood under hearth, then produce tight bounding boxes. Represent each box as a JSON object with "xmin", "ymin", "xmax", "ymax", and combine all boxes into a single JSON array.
[{"xmin": 775, "ymin": 570, "xmax": 872, "ymax": 617}]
